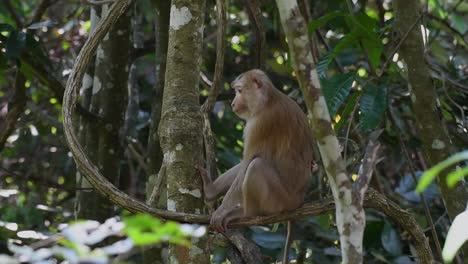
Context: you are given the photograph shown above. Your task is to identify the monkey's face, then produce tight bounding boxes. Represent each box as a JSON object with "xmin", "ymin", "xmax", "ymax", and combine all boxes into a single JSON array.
[{"xmin": 231, "ymin": 84, "xmax": 250, "ymax": 120}]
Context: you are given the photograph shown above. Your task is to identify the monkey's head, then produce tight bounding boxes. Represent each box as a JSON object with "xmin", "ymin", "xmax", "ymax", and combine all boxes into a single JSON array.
[{"xmin": 230, "ymin": 69, "xmax": 271, "ymax": 120}]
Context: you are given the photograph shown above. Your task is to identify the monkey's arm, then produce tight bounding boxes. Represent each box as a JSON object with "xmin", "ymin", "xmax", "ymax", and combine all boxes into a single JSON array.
[{"xmin": 200, "ymin": 163, "xmax": 241, "ymax": 201}]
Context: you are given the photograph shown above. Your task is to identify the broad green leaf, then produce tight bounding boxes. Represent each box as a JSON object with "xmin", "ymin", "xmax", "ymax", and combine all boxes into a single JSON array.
[
  {"xmin": 316, "ymin": 52, "xmax": 331, "ymax": 78},
  {"xmin": 362, "ymin": 36, "xmax": 383, "ymax": 70},
  {"xmin": 308, "ymin": 11, "xmax": 346, "ymax": 36},
  {"xmin": 320, "ymin": 73, "xmax": 356, "ymax": 116},
  {"xmin": 450, "ymin": 14, "xmax": 468, "ymax": 35},
  {"xmin": 317, "ymin": 215, "xmax": 331, "ymax": 230},
  {"xmin": 6, "ymin": 30, "xmax": 27, "ymax": 60},
  {"xmin": 416, "ymin": 150, "xmax": 468, "ymax": 193},
  {"xmin": 442, "ymin": 209, "xmax": 468, "ymax": 263},
  {"xmin": 354, "ymin": 12, "xmax": 382, "ymax": 69},
  {"xmin": 447, "ymin": 166, "xmax": 468, "ymax": 188},
  {"xmin": 359, "ymin": 84, "xmax": 388, "ymax": 132},
  {"xmin": 122, "ymin": 215, "xmax": 189, "ymax": 247}
]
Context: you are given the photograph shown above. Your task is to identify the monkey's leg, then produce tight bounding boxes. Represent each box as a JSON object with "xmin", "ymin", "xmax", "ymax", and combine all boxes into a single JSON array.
[
  {"xmin": 210, "ymin": 191, "xmax": 243, "ymax": 233},
  {"xmin": 241, "ymin": 157, "xmax": 294, "ymax": 216},
  {"xmin": 200, "ymin": 163, "xmax": 241, "ymax": 201}
]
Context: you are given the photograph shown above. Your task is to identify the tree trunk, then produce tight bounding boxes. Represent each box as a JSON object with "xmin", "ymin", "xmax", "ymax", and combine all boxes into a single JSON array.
[
  {"xmin": 158, "ymin": 0, "xmax": 209, "ymax": 263},
  {"xmin": 146, "ymin": 0, "xmax": 170, "ymax": 209},
  {"xmin": 393, "ymin": 0, "xmax": 468, "ymax": 259},
  {"xmin": 79, "ymin": 4, "xmax": 131, "ymax": 221}
]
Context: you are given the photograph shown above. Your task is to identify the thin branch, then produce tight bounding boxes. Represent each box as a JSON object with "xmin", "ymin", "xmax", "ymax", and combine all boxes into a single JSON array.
[
  {"xmin": 88, "ymin": 0, "xmax": 116, "ymax": 5},
  {"xmin": 200, "ymin": 0, "xmax": 227, "ymax": 184},
  {"xmin": 356, "ymin": 129, "xmax": 382, "ymax": 199},
  {"xmin": 398, "ymin": 134, "xmax": 443, "ymax": 259},
  {"xmin": 127, "ymin": 142, "xmax": 148, "ymax": 173},
  {"xmin": 146, "ymin": 165, "xmax": 166, "ymax": 206},
  {"xmin": 244, "ymin": 0, "xmax": 265, "ymax": 69},
  {"xmin": 201, "ymin": 0, "xmax": 227, "ymax": 113}
]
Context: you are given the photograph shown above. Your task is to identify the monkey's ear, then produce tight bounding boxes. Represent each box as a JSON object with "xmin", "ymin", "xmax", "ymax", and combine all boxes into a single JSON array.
[{"xmin": 252, "ymin": 76, "xmax": 263, "ymax": 90}]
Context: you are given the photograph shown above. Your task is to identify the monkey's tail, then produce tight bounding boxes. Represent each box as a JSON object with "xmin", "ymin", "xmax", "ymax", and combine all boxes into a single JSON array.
[{"xmin": 283, "ymin": 220, "xmax": 293, "ymax": 264}]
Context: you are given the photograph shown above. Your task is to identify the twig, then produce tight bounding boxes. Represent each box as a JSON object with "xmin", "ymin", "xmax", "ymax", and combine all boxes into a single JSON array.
[
  {"xmin": 378, "ymin": 14, "xmax": 423, "ymax": 77},
  {"xmin": 356, "ymin": 129, "xmax": 382, "ymax": 199},
  {"xmin": 398, "ymin": 134, "xmax": 443, "ymax": 260},
  {"xmin": 88, "ymin": 0, "xmax": 116, "ymax": 5},
  {"xmin": 201, "ymin": 0, "xmax": 227, "ymax": 113},
  {"xmin": 146, "ymin": 165, "xmax": 166, "ymax": 206},
  {"xmin": 343, "ymin": 97, "xmax": 360, "ymax": 162},
  {"xmin": 441, "ymin": 75, "xmax": 466, "ymax": 128},
  {"xmin": 244, "ymin": 0, "xmax": 265, "ymax": 69},
  {"xmin": 128, "ymin": 142, "xmax": 148, "ymax": 173},
  {"xmin": 200, "ymin": 0, "xmax": 227, "ymax": 184}
]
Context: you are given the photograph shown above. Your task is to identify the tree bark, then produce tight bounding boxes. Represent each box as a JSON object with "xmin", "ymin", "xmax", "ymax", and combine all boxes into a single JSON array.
[
  {"xmin": 159, "ymin": 0, "xmax": 209, "ymax": 263},
  {"xmin": 393, "ymin": 0, "xmax": 468, "ymax": 259},
  {"xmin": 146, "ymin": 0, "xmax": 170, "ymax": 209},
  {"xmin": 79, "ymin": 3, "xmax": 131, "ymax": 221}
]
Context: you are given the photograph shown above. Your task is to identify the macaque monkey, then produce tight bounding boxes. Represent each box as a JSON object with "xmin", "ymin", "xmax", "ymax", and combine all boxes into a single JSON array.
[{"xmin": 200, "ymin": 69, "xmax": 314, "ymax": 263}]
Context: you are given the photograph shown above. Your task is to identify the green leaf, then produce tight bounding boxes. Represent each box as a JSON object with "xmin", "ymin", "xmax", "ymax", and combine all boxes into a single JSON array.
[
  {"xmin": 316, "ymin": 52, "xmax": 331, "ymax": 78},
  {"xmin": 416, "ymin": 150, "xmax": 468, "ymax": 193},
  {"xmin": 362, "ymin": 36, "xmax": 383, "ymax": 70},
  {"xmin": 450, "ymin": 14, "xmax": 468, "ymax": 35},
  {"xmin": 6, "ymin": 30, "xmax": 27, "ymax": 60},
  {"xmin": 359, "ymin": 84, "xmax": 388, "ymax": 132},
  {"xmin": 320, "ymin": 73, "xmax": 356, "ymax": 116},
  {"xmin": 122, "ymin": 214, "xmax": 189, "ymax": 247},
  {"xmin": 442, "ymin": 209, "xmax": 468, "ymax": 263},
  {"xmin": 308, "ymin": 11, "xmax": 346, "ymax": 36},
  {"xmin": 447, "ymin": 167, "xmax": 468, "ymax": 188},
  {"xmin": 354, "ymin": 12, "xmax": 382, "ymax": 69}
]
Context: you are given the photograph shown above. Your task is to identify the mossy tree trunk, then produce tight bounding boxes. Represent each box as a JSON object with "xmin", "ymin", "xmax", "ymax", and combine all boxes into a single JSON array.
[
  {"xmin": 78, "ymin": 4, "xmax": 131, "ymax": 221},
  {"xmin": 393, "ymin": 0, "xmax": 468, "ymax": 258},
  {"xmin": 158, "ymin": 0, "xmax": 209, "ymax": 263}
]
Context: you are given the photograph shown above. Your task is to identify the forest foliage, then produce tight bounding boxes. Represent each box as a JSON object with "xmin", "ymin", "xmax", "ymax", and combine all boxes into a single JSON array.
[{"xmin": 0, "ymin": 0, "xmax": 467, "ymax": 263}]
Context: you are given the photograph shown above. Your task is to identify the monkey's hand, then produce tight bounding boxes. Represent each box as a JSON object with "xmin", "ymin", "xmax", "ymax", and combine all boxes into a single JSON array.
[
  {"xmin": 210, "ymin": 208, "xmax": 229, "ymax": 233},
  {"xmin": 197, "ymin": 165, "xmax": 213, "ymax": 187}
]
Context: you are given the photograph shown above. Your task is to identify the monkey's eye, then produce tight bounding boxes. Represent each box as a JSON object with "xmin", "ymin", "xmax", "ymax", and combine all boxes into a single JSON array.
[{"xmin": 237, "ymin": 88, "xmax": 242, "ymax": 93}]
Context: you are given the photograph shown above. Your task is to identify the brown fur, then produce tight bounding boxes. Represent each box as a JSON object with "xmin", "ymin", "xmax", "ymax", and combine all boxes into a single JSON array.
[{"xmin": 200, "ymin": 70, "xmax": 314, "ymax": 254}]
